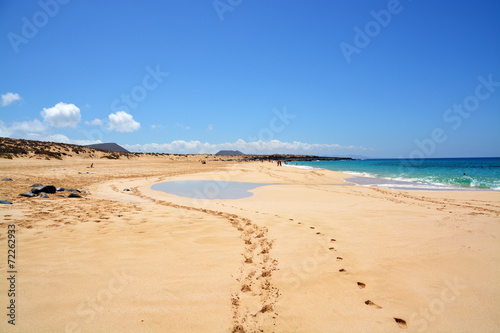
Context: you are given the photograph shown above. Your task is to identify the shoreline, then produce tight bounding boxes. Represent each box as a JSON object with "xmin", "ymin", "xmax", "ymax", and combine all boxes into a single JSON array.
[
  {"xmin": 1, "ymin": 158, "xmax": 499, "ymax": 332},
  {"xmin": 284, "ymin": 162, "xmax": 500, "ymax": 192}
]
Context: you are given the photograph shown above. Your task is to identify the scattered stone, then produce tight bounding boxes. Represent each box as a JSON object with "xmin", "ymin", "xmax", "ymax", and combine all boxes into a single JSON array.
[
  {"xmin": 66, "ymin": 189, "xmax": 81, "ymax": 193},
  {"xmin": 40, "ymin": 185, "xmax": 56, "ymax": 193},
  {"xmin": 32, "ymin": 185, "xmax": 57, "ymax": 194},
  {"xmin": 123, "ymin": 189, "xmax": 131, "ymax": 192},
  {"xmin": 56, "ymin": 195, "xmax": 65, "ymax": 197},
  {"xmin": 40, "ymin": 193, "xmax": 50, "ymax": 198},
  {"xmin": 2, "ymin": 178, "xmax": 13, "ymax": 181},
  {"xmin": 56, "ymin": 187, "xmax": 66, "ymax": 191},
  {"xmin": 20, "ymin": 191, "xmax": 36, "ymax": 197},
  {"xmin": 30, "ymin": 183, "xmax": 43, "ymax": 187},
  {"xmin": 68, "ymin": 193, "xmax": 82, "ymax": 198},
  {"xmin": 0, "ymin": 200, "xmax": 12, "ymax": 204},
  {"xmin": 31, "ymin": 187, "xmax": 42, "ymax": 194},
  {"xmin": 80, "ymin": 190, "xmax": 90, "ymax": 193}
]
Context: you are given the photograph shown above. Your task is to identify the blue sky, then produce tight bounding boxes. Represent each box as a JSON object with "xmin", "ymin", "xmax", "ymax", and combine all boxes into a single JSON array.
[{"xmin": 1, "ymin": 0, "xmax": 499, "ymax": 157}]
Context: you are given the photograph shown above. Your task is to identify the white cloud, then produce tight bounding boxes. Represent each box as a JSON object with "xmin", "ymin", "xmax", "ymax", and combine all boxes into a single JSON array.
[
  {"xmin": 107, "ymin": 111, "xmax": 141, "ymax": 133},
  {"xmin": 174, "ymin": 122, "xmax": 190, "ymax": 130},
  {"xmin": 123, "ymin": 139, "xmax": 370, "ymax": 155},
  {"xmin": 0, "ymin": 119, "xmax": 47, "ymax": 137},
  {"xmin": 207, "ymin": 124, "xmax": 214, "ymax": 132},
  {"xmin": 21, "ymin": 133, "xmax": 101, "ymax": 145},
  {"xmin": 11, "ymin": 119, "xmax": 47, "ymax": 133},
  {"xmin": 41, "ymin": 102, "xmax": 81, "ymax": 128},
  {"xmin": 0, "ymin": 119, "xmax": 100, "ymax": 145},
  {"xmin": 1, "ymin": 92, "xmax": 22, "ymax": 107},
  {"xmin": 85, "ymin": 118, "xmax": 103, "ymax": 126}
]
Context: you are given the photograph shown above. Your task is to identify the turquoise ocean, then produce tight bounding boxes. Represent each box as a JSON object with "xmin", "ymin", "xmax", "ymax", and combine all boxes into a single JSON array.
[{"xmin": 290, "ymin": 158, "xmax": 500, "ymax": 191}]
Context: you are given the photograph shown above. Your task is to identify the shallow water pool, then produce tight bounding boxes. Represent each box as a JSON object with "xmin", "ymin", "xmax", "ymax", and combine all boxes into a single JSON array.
[{"xmin": 151, "ymin": 180, "xmax": 276, "ymax": 199}]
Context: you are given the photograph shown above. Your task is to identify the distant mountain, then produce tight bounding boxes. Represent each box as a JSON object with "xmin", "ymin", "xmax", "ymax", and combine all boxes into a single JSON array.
[
  {"xmin": 86, "ymin": 143, "xmax": 130, "ymax": 153},
  {"xmin": 344, "ymin": 154, "xmax": 372, "ymax": 160},
  {"xmin": 215, "ymin": 150, "xmax": 244, "ymax": 155}
]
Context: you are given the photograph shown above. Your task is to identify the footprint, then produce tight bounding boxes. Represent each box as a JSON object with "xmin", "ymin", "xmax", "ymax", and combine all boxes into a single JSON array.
[
  {"xmin": 394, "ymin": 317, "xmax": 407, "ymax": 329},
  {"xmin": 336, "ymin": 257, "xmax": 343, "ymax": 260},
  {"xmin": 329, "ymin": 247, "xmax": 335, "ymax": 250},
  {"xmin": 365, "ymin": 300, "xmax": 382, "ymax": 309},
  {"xmin": 339, "ymin": 269, "xmax": 346, "ymax": 272},
  {"xmin": 310, "ymin": 226, "xmax": 315, "ymax": 229},
  {"xmin": 330, "ymin": 238, "xmax": 336, "ymax": 242},
  {"xmin": 260, "ymin": 304, "xmax": 273, "ymax": 313},
  {"xmin": 241, "ymin": 285, "xmax": 252, "ymax": 293},
  {"xmin": 357, "ymin": 282, "xmax": 366, "ymax": 289}
]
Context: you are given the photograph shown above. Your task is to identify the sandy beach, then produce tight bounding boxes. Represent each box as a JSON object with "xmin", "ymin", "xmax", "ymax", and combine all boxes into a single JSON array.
[{"xmin": 1, "ymin": 157, "xmax": 499, "ymax": 332}]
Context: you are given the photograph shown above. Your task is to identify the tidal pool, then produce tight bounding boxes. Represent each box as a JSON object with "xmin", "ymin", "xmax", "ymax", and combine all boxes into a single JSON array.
[{"xmin": 151, "ymin": 180, "xmax": 276, "ymax": 199}]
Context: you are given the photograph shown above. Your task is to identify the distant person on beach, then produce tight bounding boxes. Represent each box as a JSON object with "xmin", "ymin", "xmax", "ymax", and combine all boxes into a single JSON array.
[{"xmin": 90, "ymin": 163, "xmax": 94, "ymax": 168}]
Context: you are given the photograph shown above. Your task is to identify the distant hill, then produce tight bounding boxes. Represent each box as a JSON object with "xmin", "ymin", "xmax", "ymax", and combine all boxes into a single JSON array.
[
  {"xmin": 215, "ymin": 150, "xmax": 244, "ymax": 155},
  {"xmin": 0, "ymin": 137, "xmax": 134, "ymax": 160},
  {"xmin": 86, "ymin": 143, "xmax": 130, "ymax": 153}
]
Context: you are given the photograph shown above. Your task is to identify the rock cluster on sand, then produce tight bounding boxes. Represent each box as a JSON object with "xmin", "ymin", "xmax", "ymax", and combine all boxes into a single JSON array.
[
  {"xmin": 31, "ymin": 185, "xmax": 57, "ymax": 194},
  {"xmin": 16, "ymin": 184, "xmax": 90, "ymax": 199},
  {"xmin": 0, "ymin": 200, "xmax": 13, "ymax": 204}
]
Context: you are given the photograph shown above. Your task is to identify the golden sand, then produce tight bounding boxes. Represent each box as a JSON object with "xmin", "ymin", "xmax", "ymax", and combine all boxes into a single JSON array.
[{"xmin": 1, "ymin": 157, "xmax": 499, "ymax": 332}]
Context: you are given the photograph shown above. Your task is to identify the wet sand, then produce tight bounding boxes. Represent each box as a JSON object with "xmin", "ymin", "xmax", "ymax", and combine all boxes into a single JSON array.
[{"xmin": 1, "ymin": 157, "xmax": 499, "ymax": 332}]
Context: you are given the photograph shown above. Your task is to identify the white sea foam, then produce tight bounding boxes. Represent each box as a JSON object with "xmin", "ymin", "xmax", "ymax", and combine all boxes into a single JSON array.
[
  {"xmin": 336, "ymin": 170, "xmax": 377, "ymax": 178},
  {"xmin": 283, "ymin": 164, "xmax": 320, "ymax": 170},
  {"xmin": 343, "ymin": 176, "xmax": 474, "ymax": 191}
]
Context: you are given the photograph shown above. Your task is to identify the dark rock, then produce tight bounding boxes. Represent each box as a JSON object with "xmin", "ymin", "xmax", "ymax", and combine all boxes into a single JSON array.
[
  {"xmin": 2, "ymin": 178, "xmax": 13, "ymax": 181},
  {"xmin": 68, "ymin": 193, "xmax": 82, "ymax": 198},
  {"xmin": 40, "ymin": 193, "xmax": 50, "ymax": 198},
  {"xmin": 123, "ymin": 189, "xmax": 130, "ymax": 191},
  {"xmin": 41, "ymin": 185, "xmax": 56, "ymax": 193},
  {"xmin": 20, "ymin": 191, "xmax": 36, "ymax": 197},
  {"xmin": 32, "ymin": 185, "xmax": 56, "ymax": 194},
  {"xmin": 56, "ymin": 187, "xmax": 66, "ymax": 191},
  {"xmin": 31, "ymin": 187, "xmax": 42, "ymax": 194},
  {"xmin": 56, "ymin": 195, "xmax": 65, "ymax": 197},
  {"xmin": 30, "ymin": 183, "xmax": 43, "ymax": 187},
  {"xmin": 66, "ymin": 189, "xmax": 81, "ymax": 193},
  {"xmin": 80, "ymin": 190, "xmax": 90, "ymax": 193},
  {"xmin": 0, "ymin": 200, "xmax": 12, "ymax": 204}
]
